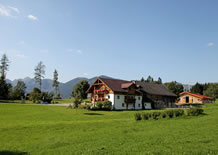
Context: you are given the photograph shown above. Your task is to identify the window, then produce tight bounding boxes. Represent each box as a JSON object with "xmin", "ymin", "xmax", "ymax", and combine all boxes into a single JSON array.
[
  {"xmin": 108, "ymin": 95, "xmax": 110, "ymax": 99},
  {"xmin": 138, "ymin": 104, "xmax": 140, "ymax": 107},
  {"xmin": 138, "ymin": 96, "xmax": 140, "ymax": 100},
  {"xmin": 117, "ymin": 95, "xmax": 120, "ymax": 99},
  {"xmin": 122, "ymin": 103, "xmax": 125, "ymax": 107}
]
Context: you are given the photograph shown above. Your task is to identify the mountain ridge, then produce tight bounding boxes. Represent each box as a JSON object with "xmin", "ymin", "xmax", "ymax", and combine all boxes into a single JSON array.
[{"xmin": 6, "ymin": 75, "xmax": 113, "ymax": 98}]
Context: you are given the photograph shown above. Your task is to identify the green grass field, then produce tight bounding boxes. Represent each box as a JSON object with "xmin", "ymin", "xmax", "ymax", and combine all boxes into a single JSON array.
[{"xmin": 0, "ymin": 102, "xmax": 218, "ymax": 154}]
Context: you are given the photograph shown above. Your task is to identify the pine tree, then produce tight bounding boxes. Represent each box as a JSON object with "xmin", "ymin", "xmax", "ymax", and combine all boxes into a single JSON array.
[
  {"xmin": 0, "ymin": 54, "xmax": 10, "ymax": 99},
  {"xmin": 0, "ymin": 54, "xmax": 9, "ymax": 79},
  {"xmin": 141, "ymin": 77, "xmax": 145, "ymax": 82},
  {"xmin": 34, "ymin": 61, "xmax": 45, "ymax": 91},
  {"xmin": 158, "ymin": 77, "xmax": 162, "ymax": 84},
  {"xmin": 53, "ymin": 69, "xmax": 59, "ymax": 97}
]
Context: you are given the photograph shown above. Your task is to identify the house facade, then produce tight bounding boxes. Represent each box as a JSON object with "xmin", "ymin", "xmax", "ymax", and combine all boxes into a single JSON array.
[
  {"xmin": 87, "ymin": 77, "xmax": 177, "ymax": 110},
  {"xmin": 86, "ymin": 78, "xmax": 142, "ymax": 110},
  {"xmin": 134, "ymin": 81, "xmax": 177, "ymax": 109},
  {"xmin": 177, "ymin": 91, "xmax": 213, "ymax": 104}
]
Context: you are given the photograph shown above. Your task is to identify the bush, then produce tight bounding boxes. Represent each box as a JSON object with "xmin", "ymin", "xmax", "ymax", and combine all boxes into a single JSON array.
[
  {"xmin": 134, "ymin": 113, "xmax": 142, "ymax": 121},
  {"xmin": 96, "ymin": 102, "xmax": 103, "ymax": 109},
  {"xmin": 165, "ymin": 110, "xmax": 174, "ymax": 118},
  {"xmin": 73, "ymin": 97, "xmax": 82, "ymax": 108},
  {"xmin": 142, "ymin": 112, "xmax": 151, "ymax": 120},
  {"xmin": 102, "ymin": 101, "xmax": 112, "ymax": 110},
  {"xmin": 161, "ymin": 111, "xmax": 167, "ymax": 118},
  {"xmin": 173, "ymin": 109, "xmax": 185, "ymax": 117},
  {"xmin": 187, "ymin": 107, "xmax": 204, "ymax": 116},
  {"xmin": 151, "ymin": 112, "xmax": 161, "ymax": 120}
]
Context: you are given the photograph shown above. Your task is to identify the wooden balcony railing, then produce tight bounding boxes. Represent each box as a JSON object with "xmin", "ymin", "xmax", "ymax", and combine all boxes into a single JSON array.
[{"xmin": 94, "ymin": 89, "xmax": 108, "ymax": 94}]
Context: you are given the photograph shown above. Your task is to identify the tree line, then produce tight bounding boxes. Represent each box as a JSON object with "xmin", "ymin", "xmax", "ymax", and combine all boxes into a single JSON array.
[
  {"xmin": 140, "ymin": 75, "xmax": 218, "ymax": 99},
  {"xmin": 1, "ymin": 53, "xmax": 218, "ymax": 102},
  {"xmin": 0, "ymin": 54, "xmax": 61, "ymax": 102}
]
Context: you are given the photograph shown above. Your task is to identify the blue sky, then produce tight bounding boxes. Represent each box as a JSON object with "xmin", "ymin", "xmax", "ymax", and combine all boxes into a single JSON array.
[{"xmin": 0, "ymin": 0, "xmax": 218, "ymax": 84}]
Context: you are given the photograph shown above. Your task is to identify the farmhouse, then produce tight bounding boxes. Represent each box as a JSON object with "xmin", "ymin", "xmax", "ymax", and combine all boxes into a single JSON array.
[
  {"xmin": 86, "ymin": 78, "xmax": 143, "ymax": 110},
  {"xmin": 177, "ymin": 91, "xmax": 213, "ymax": 104},
  {"xmin": 134, "ymin": 81, "xmax": 177, "ymax": 109},
  {"xmin": 86, "ymin": 77, "xmax": 177, "ymax": 110}
]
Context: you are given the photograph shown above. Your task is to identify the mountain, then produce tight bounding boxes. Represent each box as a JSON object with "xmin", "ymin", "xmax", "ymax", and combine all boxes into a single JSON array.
[{"xmin": 6, "ymin": 75, "xmax": 112, "ymax": 98}]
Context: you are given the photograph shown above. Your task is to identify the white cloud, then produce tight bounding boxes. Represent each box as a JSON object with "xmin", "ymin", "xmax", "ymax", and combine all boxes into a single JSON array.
[
  {"xmin": 8, "ymin": 6, "xmax": 20, "ymax": 14},
  {"xmin": 0, "ymin": 4, "xmax": 19, "ymax": 17},
  {"xmin": 83, "ymin": 73, "xmax": 88, "ymax": 76},
  {"xmin": 16, "ymin": 53, "xmax": 27, "ymax": 59},
  {"xmin": 27, "ymin": 14, "xmax": 38, "ymax": 21},
  {"xmin": 0, "ymin": 6, "xmax": 11, "ymax": 17},
  {"xmin": 207, "ymin": 42, "xmax": 215, "ymax": 47}
]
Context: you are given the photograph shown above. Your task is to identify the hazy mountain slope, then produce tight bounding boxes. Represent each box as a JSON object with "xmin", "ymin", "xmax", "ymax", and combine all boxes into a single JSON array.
[{"xmin": 6, "ymin": 75, "xmax": 112, "ymax": 98}]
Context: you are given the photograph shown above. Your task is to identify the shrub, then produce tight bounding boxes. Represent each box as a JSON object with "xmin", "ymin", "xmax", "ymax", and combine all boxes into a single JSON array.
[
  {"xmin": 165, "ymin": 110, "xmax": 174, "ymax": 118},
  {"xmin": 102, "ymin": 101, "xmax": 112, "ymax": 110},
  {"xmin": 96, "ymin": 102, "xmax": 103, "ymax": 109},
  {"xmin": 135, "ymin": 113, "xmax": 142, "ymax": 121},
  {"xmin": 161, "ymin": 111, "xmax": 167, "ymax": 118},
  {"xmin": 73, "ymin": 97, "xmax": 82, "ymax": 108},
  {"xmin": 173, "ymin": 109, "xmax": 185, "ymax": 117},
  {"xmin": 142, "ymin": 112, "xmax": 151, "ymax": 120},
  {"xmin": 151, "ymin": 112, "xmax": 161, "ymax": 120},
  {"xmin": 187, "ymin": 107, "xmax": 204, "ymax": 116}
]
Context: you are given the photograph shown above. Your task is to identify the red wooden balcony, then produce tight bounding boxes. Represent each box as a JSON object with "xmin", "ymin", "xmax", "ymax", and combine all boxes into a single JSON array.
[{"xmin": 94, "ymin": 89, "xmax": 108, "ymax": 94}]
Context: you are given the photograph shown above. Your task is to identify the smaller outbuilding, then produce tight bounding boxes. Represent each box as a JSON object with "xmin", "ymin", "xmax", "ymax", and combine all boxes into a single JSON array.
[{"xmin": 177, "ymin": 91, "xmax": 213, "ymax": 104}]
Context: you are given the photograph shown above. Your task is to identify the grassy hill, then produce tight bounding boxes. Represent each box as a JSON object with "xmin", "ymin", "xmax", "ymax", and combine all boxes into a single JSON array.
[{"xmin": 0, "ymin": 102, "xmax": 218, "ymax": 154}]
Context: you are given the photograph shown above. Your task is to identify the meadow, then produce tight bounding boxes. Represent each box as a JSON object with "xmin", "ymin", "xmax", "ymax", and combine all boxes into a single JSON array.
[{"xmin": 0, "ymin": 101, "xmax": 218, "ymax": 154}]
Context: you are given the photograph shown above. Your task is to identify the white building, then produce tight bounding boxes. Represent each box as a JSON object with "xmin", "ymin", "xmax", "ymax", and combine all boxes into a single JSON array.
[{"xmin": 86, "ymin": 77, "xmax": 143, "ymax": 110}]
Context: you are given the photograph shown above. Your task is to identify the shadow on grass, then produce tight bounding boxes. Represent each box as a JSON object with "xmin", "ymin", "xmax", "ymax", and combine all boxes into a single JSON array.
[
  {"xmin": 84, "ymin": 113, "xmax": 104, "ymax": 115},
  {"xmin": 0, "ymin": 151, "xmax": 28, "ymax": 155}
]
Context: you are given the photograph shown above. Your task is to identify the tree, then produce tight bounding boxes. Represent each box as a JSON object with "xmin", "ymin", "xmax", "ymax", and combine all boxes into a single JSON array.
[
  {"xmin": 72, "ymin": 80, "xmax": 90, "ymax": 100},
  {"xmin": 141, "ymin": 77, "xmax": 145, "ymax": 82},
  {"xmin": 146, "ymin": 75, "xmax": 153, "ymax": 83},
  {"xmin": 11, "ymin": 80, "xmax": 26, "ymax": 99},
  {"xmin": 204, "ymin": 84, "xmax": 218, "ymax": 99},
  {"xmin": 157, "ymin": 77, "xmax": 162, "ymax": 84},
  {"xmin": 29, "ymin": 88, "xmax": 41, "ymax": 103},
  {"xmin": 0, "ymin": 54, "xmax": 10, "ymax": 99},
  {"xmin": 165, "ymin": 81, "xmax": 184, "ymax": 96},
  {"xmin": 190, "ymin": 83, "xmax": 204, "ymax": 95},
  {"xmin": 0, "ymin": 54, "xmax": 9, "ymax": 79},
  {"xmin": 34, "ymin": 61, "xmax": 45, "ymax": 91},
  {"xmin": 53, "ymin": 69, "xmax": 59, "ymax": 98}
]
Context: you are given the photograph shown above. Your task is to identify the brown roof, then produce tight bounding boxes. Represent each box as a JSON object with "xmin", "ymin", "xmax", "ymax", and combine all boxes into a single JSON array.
[
  {"xmin": 121, "ymin": 82, "xmax": 134, "ymax": 89},
  {"xmin": 135, "ymin": 81, "xmax": 177, "ymax": 97},
  {"xmin": 99, "ymin": 77, "xmax": 130, "ymax": 93}
]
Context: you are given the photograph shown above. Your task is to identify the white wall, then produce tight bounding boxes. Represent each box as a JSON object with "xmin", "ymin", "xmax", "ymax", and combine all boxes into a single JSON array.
[
  {"xmin": 113, "ymin": 94, "xmax": 142, "ymax": 110},
  {"xmin": 105, "ymin": 94, "xmax": 115, "ymax": 109}
]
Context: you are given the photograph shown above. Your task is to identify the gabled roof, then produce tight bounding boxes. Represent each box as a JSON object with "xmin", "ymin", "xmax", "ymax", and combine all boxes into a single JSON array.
[
  {"xmin": 121, "ymin": 82, "xmax": 134, "ymax": 89},
  {"xmin": 99, "ymin": 77, "xmax": 130, "ymax": 93},
  {"xmin": 179, "ymin": 91, "xmax": 213, "ymax": 100},
  {"xmin": 134, "ymin": 81, "xmax": 177, "ymax": 97}
]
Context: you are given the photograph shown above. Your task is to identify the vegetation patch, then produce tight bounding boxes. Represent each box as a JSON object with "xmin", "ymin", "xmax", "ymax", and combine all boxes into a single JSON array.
[{"xmin": 134, "ymin": 108, "xmax": 204, "ymax": 121}]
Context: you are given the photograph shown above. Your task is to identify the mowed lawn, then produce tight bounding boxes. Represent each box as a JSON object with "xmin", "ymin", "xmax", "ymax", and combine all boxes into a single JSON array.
[{"xmin": 0, "ymin": 103, "xmax": 218, "ymax": 155}]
